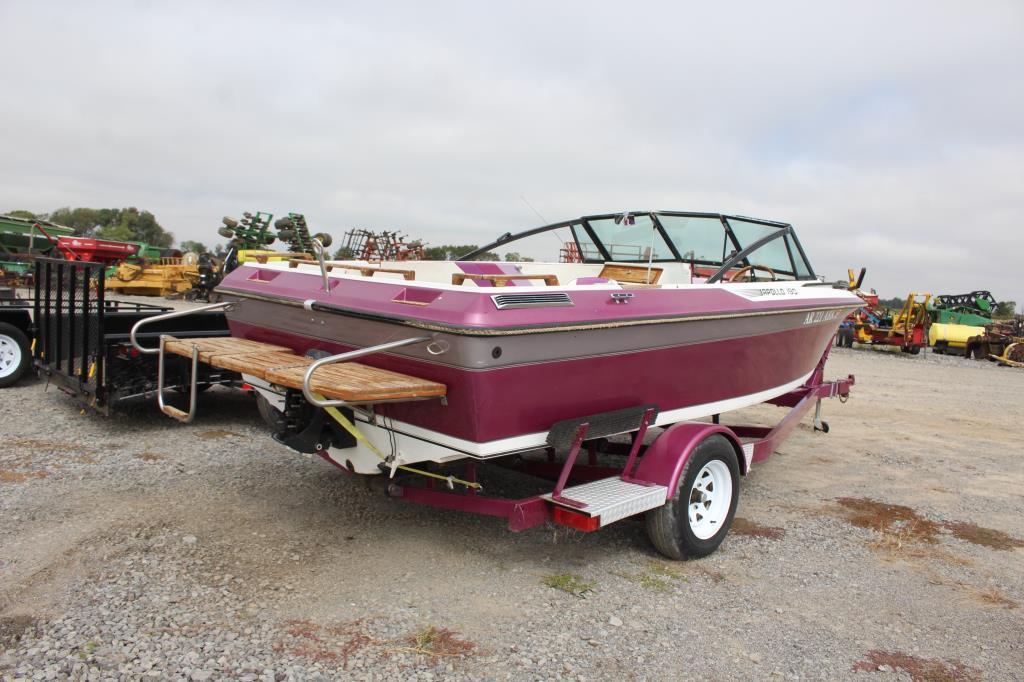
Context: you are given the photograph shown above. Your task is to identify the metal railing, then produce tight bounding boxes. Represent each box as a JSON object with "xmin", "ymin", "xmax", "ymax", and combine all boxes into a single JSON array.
[
  {"xmin": 128, "ymin": 301, "xmax": 235, "ymax": 423},
  {"xmin": 129, "ymin": 301, "xmax": 235, "ymax": 354},
  {"xmin": 301, "ymin": 336, "xmax": 431, "ymax": 408}
]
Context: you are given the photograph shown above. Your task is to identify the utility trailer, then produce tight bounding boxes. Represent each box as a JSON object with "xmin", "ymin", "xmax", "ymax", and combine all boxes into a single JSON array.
[{"xmin": 15, "ymin": 258, "xmax": 236, "ymax": 412}]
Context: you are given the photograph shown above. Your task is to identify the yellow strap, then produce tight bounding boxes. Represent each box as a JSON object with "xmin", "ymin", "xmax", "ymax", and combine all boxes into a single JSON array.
[{"xmin": 319, "ymin": 398, "xmax": 481, "ymax": 490}]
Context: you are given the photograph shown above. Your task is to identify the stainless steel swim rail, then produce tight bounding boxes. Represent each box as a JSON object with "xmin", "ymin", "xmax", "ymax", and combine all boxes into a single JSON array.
[
  {"xmin": 129, "ymin": 301, "xmax": 236, "ymax": 355},
  {"xmin": 128, "ymin": 301, "xmax": 236, "ymax": 423},
  {"xmin": 301, "ymin": 336, "xmax": 432, "ymax": 408}
]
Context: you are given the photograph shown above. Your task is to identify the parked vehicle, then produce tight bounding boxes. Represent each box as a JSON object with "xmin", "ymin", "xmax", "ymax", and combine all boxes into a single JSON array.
[
  {"xmin": 0, "ymin": 288, "xmax": 33, "ymax": 387},
  {"xmin": 138, "ymin": 210, "xmax": 859, "ymax": 558},
  {"xmin": 5, "ymin": 258, "xmax": 237, "ymax": 413}
]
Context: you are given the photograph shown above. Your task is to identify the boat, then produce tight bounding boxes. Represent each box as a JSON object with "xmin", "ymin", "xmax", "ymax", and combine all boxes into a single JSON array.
[
  {"xmin": 134, "ymin": 210, "xmax": 860, "ymax": 558},
  {"xmin": 213, "ymin": 211, "xmax": 859, "ymax": 466}
]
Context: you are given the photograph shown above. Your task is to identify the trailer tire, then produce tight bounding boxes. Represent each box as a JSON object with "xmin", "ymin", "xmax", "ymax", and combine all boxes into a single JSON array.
[
  {"xmin": 645, "ymin": 434, "xmax": 740, "ymax": 559},
  {"xmin": 256, "ymin": 392, "xmax": 287, "ymax": 433},
  {"xmin": 0, "ymin": 322, "xmax": 31, "ymax": 388}
]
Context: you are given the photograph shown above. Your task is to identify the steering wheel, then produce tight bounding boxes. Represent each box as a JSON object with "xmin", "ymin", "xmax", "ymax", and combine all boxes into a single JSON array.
[{"xmin": 728, "ymin": 264, "xmax": 777, "ymax": 282}]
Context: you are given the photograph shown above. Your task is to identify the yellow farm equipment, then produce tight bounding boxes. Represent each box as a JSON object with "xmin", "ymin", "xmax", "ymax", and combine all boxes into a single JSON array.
[
  {"xmin": 928, "ymin": 322, "xmax": 986, "ymax": 355},
  {"xmin": 236, "ymin": 250, "xmax": 313, "ymax": 265},
  {"xmin": 106, "ymin": 257, "xmax": 201, "ymax": 297}
]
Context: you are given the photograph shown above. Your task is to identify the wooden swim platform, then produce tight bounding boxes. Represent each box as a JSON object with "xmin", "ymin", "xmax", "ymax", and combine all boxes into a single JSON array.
[{"xmin": 162, "ymin": 336, "xmax": 446, "ymax": 403}]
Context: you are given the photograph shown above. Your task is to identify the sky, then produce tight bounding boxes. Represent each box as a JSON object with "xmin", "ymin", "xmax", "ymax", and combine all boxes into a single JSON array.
[{"xmin": 2, "ymin": 1, "xmax": 1022, "ymax": 306}]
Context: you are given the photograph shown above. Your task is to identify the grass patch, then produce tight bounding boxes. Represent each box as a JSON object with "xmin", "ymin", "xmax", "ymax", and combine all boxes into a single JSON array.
[
  {"xmin": 397, "ymin": 625, "xmax": 475, "ymax": 658},
  {"xmin": 613, "ymin": 570, "xmax": 672, "ymax": 592},
  {"xmin": 614, "ymin": 561, "xmax": 693, "ymax": 592},
  {"xmin": 542, "ymin": 573, "xmax": 595, "ymax": 597}
]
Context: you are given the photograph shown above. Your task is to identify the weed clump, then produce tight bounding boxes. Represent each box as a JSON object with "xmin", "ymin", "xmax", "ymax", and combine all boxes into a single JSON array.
[{"xmin": 542, "ymin": 573, "xmax": 595, "ymax": 597}]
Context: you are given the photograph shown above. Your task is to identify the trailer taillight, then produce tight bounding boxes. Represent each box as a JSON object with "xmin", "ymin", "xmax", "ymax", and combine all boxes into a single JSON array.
[
  {"xmin": 552, "ymin": 507, "xmax": 600, "ymax": 532},
  {"xmin": 118, "ymin": 344, "xmax": 140, "ymax": 358}
]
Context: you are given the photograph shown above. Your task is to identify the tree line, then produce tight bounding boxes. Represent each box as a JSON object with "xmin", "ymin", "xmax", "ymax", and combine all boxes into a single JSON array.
[{"xmin": 6, "ymin": 207, "xmax": 174, "ymax": 248}]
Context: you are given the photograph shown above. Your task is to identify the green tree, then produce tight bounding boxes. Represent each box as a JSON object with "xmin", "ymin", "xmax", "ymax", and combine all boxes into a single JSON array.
[
  {"xmin": 333, "ymin": 246, "xmax": 355, "ymax": 260},
  {"xmin": 993, "ymin": 301, "xmax": 1017, "ymax": 319},
  {"xmin": 180, "ymin": 240, "xmax": 208, "ymax": 254},
  {"xmin": 48, "ymin": 207, "xmax": 105, "ymax": 235},
  {"xmin": 4, "ymin": 210, "xmax": 38, "ymax": 220},
  {"xmin": 503, "ymin": 252, "xmax": 534, "ymax": 262},
  {"xmin": 423, "ymin": 244, "xmax": 499, "ymax": 261},
  {"xmin": 47, "ymin": 206, "xmax": 173, "ymax": 246}
]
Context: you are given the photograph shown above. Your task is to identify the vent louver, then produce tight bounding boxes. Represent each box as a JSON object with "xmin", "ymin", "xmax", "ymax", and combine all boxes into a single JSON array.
[{"xmin": 491, "ymin": 292, "xmax": 574, "ymax": 310}]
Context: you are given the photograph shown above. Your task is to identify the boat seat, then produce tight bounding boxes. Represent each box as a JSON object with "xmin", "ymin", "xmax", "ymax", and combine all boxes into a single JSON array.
[
  {"xmin": 452, "ymin": 273, "xmax": 559, "ymax": 287},
  {"xmin": 455, "ymin": 261, "xmax": 533, "ymax": 287},
  {"xmin": 355, "ymin": 266, "xmax": 416, "ymax": 280},
  {"xmin": 567, "ymin": 276, "xmax": 619, "ymax": 287},
  {"xmin": 162, "ymin": 336, "xmax": 446, "ymax": 403},
  {"xmin": 598, "ymin": 263, "xmax": 663, "ymax": 285}
]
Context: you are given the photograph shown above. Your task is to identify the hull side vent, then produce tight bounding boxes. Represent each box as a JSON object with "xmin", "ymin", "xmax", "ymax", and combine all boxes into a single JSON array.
[{"xmin": 491, "ymin": 292, "xmax": 574, "ymax": 310}]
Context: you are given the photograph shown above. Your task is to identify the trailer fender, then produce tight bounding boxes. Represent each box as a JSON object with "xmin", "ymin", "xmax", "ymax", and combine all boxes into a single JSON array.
[{"xmin": 633, "ymin": 422, "xmax": 746, "ymax": 500}]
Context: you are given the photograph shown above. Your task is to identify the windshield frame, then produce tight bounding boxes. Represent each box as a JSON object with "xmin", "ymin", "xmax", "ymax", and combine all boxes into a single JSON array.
[{"xmin": 460, "ymin": 210, "xmax": 817, "ymax": 281}]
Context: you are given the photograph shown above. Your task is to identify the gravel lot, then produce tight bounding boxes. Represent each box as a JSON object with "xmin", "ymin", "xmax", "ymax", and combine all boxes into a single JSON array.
[{"xmin": 1, "ymin": 342, "xmax": 1022, "ymax": 681}]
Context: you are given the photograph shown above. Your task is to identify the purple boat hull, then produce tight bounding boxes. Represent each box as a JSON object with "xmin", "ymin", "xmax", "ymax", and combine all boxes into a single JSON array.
[{"xmin": 219, "ymin": 265, "xmax": 859, "ymax": 453}]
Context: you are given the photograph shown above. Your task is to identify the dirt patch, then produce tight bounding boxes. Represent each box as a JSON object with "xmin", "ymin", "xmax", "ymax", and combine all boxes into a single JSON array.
[
  {"xmin": 0, "ymin": 614, "xmax": 38, "ymax": 649},
  {"xmin": 835, "ymin": 497, "xmax": 1024, "ymax": 552},
  {"xmin": 135, "ymin": 452, "xmax": 166, "ymax": 462},
  {"xmin": 941, "ymin": 520, "xmax": 1024, "ymax": 551},
  {"xmin": 835, "ymin": 497, "xmax": 942, "ymax": 543},
  {"xmin": 197, "ymin": 429, "xmax": 244, "ymax": 440},
  {"xmin": 731, "ymin": 517, "xmax": 785, "ymax": 540},
  {"xmin": 6, "ymin": 439, "xmax": 97, "ymax": 455},
  {"xmin": 852, "ymin": 650, "xmax": 981, "ymax": 681},
  {"xmin": 0, "ymin": 469, "xmax": 49, "ymax": 484},
  {"xmin": 272, "ymin": 619, "xmax": 474, "ymax": 668}
]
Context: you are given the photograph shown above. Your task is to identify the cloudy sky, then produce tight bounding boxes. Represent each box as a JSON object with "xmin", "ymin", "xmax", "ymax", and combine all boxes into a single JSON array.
[{"xmin": 2, "ymin": 1, "xmax": 1021, "ymax": 304}]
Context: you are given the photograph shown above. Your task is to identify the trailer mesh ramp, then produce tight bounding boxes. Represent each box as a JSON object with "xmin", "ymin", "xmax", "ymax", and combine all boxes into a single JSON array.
[{"xmin": 163, "ymin": 336, "xmax": 446, "ymax": 403}]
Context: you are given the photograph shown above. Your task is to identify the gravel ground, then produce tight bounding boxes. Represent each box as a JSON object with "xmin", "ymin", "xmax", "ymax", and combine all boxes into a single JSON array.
[{"xmin": 1, "ymin": 342, "xmax": 1022, "ymax": 681}]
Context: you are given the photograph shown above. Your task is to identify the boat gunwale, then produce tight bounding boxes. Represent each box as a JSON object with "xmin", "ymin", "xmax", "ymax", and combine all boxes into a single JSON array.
[{"xmin": 218, "ymin": 286, "xmax": 859, "ymax": 337}]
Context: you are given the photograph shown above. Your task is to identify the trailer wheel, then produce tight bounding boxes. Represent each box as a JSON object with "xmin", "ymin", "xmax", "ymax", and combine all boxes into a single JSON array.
[
  {"xmin": 0, "ymin": 322, "xmax": 31, "ymax": 388},
  {"xmin": 256, "ymin": 392, "xmax": 287, "ymax": 433},
  {"xmin": 645, "ymin": 435, "xmax": 740, "ymax": 559}
]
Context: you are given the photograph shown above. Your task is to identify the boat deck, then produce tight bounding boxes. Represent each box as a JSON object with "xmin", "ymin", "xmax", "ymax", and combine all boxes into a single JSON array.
[{"xmin": 163, "ymin": 337, "xmax": 447, "ymax": 403}]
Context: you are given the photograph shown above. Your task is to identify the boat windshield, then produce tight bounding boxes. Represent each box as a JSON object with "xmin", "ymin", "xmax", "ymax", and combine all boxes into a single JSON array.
[{"xmin": 463, "ymin": 210, "xmax": 816, "ymax": 281}]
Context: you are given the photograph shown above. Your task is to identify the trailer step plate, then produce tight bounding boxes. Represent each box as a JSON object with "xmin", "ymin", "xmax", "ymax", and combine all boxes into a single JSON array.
[{"xmin": 543, "ymin": 478, "xmax": 668, "ymax": 527}]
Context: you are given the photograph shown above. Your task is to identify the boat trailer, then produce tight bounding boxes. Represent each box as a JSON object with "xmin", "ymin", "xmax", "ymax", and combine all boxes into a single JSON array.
[{"xmin": 131, "ymin": 308, "xmax": 854, "ymax": 558}]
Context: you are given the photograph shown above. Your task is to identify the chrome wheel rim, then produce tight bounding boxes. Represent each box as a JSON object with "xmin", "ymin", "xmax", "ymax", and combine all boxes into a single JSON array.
[
  {"xmin": 688, "ymin": 459, "xmax": 732, "ymax": 540},
  {"xmin": 0, "ymin": 334, "xmax": 21, "ymax": 378}
]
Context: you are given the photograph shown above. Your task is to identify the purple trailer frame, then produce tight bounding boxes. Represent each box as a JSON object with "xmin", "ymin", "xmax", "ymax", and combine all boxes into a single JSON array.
[{"xmin": 382, "ymin": 349, "xmax": 854, "ymax": 533}]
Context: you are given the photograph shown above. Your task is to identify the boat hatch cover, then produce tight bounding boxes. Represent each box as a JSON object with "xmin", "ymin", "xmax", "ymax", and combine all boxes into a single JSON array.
[{"xmin": 491, "ymin": 292, "xmax": 574, "ymax": 310}]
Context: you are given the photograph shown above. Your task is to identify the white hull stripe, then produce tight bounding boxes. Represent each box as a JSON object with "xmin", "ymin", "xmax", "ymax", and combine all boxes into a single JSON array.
[{"xmin": 360, "ymin": 370, "xmax": 816, "ymax": 458}]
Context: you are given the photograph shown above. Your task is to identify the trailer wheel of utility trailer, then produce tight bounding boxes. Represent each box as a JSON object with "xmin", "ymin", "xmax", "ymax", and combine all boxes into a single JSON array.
[
  {"xmin": 0, "ymin": 322, "xmax": 31, "ymax": 388},
  {"xmin": 645, "ymin": 434, "xmax": 740, "ymax": 559}
]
